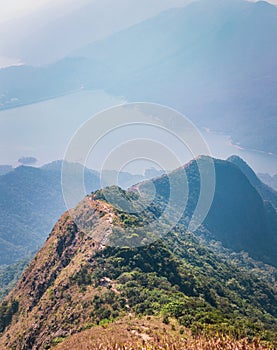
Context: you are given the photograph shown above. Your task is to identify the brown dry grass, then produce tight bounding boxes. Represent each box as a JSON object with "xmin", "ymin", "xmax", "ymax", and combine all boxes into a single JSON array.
[{"xmin": 53, "ymin": 317, "xmax": 274, "ymax": 350}]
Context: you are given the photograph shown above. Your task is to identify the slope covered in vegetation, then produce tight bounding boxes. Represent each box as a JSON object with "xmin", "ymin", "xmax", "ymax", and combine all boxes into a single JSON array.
[
  {"xmin": 0, "ymin": 186, "xmax": 276, "ymax": 349},
  {"xmin": 133, "ymin": 156, "xmax": 277, "ymax": 267}
]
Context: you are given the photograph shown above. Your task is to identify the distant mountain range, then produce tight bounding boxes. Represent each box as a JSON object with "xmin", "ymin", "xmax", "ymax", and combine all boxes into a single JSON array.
[
  {"xmin": 0, "ymin": 156, "xmax": 277, "ymax": 349},
  {"xmin": 0, "ymin": 0, "xmax": 276, "ymax": 155},
  {"xmin": 259, "ymin": 172, "xmax": 277, "ymax": 192},
  {"xmin": 0, "ymin": 0, "xmax": 191, "ymax": 66},
  {"xmin": 0, "ymin": 162, "xmax": 97, "ymax": 266}
]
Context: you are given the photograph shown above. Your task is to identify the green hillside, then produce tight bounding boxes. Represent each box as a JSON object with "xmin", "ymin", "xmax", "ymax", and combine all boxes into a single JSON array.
[{"xmin": 0, "ymin": 186, "xmax": 276, "ymax": 348}]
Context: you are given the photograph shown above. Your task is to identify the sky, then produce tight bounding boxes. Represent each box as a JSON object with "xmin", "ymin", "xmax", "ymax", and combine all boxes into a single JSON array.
[
  {"xmin": 0, "ymin": 0, "xmax": 188, "ymax": 23},
  {"xmin": 0, "ymin": 0, "xmax": 277, "ymax": 23},
  {"xmin": 0, "ymin": 0, "xmax": 85, "ymax": 23},
  {"xmin": 0, "ymin": 0, "xmax": 50, "ymax": 22},
  {"xmin": 0, "ymin": 0, "xmax": 194, "ymax": 66}
]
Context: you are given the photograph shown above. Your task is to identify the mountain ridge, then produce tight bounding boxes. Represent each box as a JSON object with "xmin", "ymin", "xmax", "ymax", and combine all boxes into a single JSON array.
[
  {"xmin": 0, "ymin": 160, "xmax": 163, "ymax": 266},
  {"xmin": 0, "ymin": 184, "xmax": 277, "ymax": 348},
  {"xmin": 133, "ymin": 156, "xmax": 277, "ymax": 267},
  {"xmin": 227, "ymin": 155, "xmax": 277, "ymax": 208}
]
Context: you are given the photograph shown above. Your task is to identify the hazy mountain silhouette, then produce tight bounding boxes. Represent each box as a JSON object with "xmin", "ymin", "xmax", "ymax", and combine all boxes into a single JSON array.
[
  {"xmin": 0, "ymin": 0, "xmax": 276, "ymax": 154},
  {"xmin": 0, "ymin": 162, "xmax": 99, "ymax": 265},
  {"xmin": 258, "ymin": 172, "xmax": 277, "ymax": 192}
]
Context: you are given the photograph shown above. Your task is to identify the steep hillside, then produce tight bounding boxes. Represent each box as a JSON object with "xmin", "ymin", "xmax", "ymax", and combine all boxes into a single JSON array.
[
  {"xmin": 134, "ymin": 156, "xmax": 277, "ymax": 267},
  {"xmin": 0, "ymin": 190, "xmax": 277, "ymax": 349},
  {"xmin": 0, "ymin": 160, "xmax": 161, "ymax": 267},
  {"xmin": 227, "ymin": 155, "xmax": 277, "ymax": 209}
]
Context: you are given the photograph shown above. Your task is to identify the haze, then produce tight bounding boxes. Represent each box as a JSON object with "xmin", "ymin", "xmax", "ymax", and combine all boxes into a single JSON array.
[{"xmin": 0, "ymin": 0, "xmax": 193, "ymax": 66}]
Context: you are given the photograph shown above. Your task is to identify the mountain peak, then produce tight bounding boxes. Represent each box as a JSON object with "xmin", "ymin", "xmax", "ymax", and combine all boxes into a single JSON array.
[
  {"xmin": 227, "ymin": 155, "xmax": 277, "ymax": 208},
  {"xmin": 227, "ymin": 154, "xmax": 259, "ymax": 183},
  {"xmin": 1, "ymin": 157, "xmax": 277, "ymax": 348}
]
